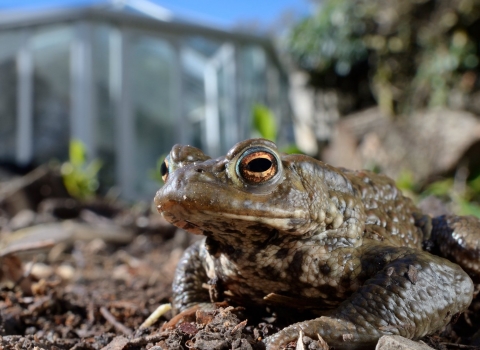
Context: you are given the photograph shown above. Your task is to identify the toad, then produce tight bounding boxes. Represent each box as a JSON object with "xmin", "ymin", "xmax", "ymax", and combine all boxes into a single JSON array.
[{"xmin": 154, "ymin": 138, "xmax": 480, "ymax": 349}]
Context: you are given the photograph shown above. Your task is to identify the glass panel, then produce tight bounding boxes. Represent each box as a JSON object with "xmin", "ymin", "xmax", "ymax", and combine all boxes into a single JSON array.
[
  {"xmin": 92, "ymin": 24, "xmax": 116, "ymax": 188},
  {"xmin": 31, "ymin": 25, "xmax": 72, "ymax": 164},
  {"xmin": 186, "ymin": 36, "xmax": 221, "ymax": 57},
  {"xmin": 130, "ymin": 34, "xmax": 177, "ymax": 196},
  {"xmin": 181, "ymin": 37, "xmax": 222, "ymax": 153},
  {"xmin": 0, "ymin": 31, "xmax": 20, "ymax": 162},
  {"xmin": 238, "ymin": 45, "xmax": 267, "ymax": 139},
  {"xmin": 182, "ymin": 45, "xmax": 207, "ymax": 150},
  {"xmin": 215, "ymin": 46, "xmax": 237, "ymax": 152},
  {"xmin": 277, "ymin": 72, "xmax": 295, "ymax": 145}
]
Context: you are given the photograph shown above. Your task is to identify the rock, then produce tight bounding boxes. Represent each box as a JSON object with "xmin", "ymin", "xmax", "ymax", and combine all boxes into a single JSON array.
[
  {"xmin": 56, "ymin": 264, "xmax": 76, "ymax": 281},
  {"xmin": 28, "ymin": 262, "xmax": 54, "ymax": 279},
  {"xmin": 101, "ymin": 336, "xmax": 129, "ymax": 350},
  {"xmin": 9, "ymin": 209, "xmax": 36, "ymax": 231},
  {"xmin": 376, "ymin": 336, "xmax": 435, "ymax": 350},
  {"xmin": 417, "ymin": 196, "xmax": 451, "ymax": 217},
  {"xmin": 324, "ymin": 108, "xmax": 480, "ymax": 183}
]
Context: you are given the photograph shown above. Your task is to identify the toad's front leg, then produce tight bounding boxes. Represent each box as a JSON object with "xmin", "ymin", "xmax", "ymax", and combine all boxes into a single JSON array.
[
  {"xmin": 265, "ymin": 247, "xmax": 473, "ymax": 350},
  {"xmin": 171, "ymin": 239, "xmax": 213, "ymax": 313}
]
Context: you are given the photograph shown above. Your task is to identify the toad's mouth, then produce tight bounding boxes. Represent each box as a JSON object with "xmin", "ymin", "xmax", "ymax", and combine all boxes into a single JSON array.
[{"xmin": 159, "ymin": 203, "xmax": 314, "ymax": 236}]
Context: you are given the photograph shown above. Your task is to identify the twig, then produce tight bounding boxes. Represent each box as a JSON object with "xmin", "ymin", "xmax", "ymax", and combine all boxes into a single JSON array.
[
  {"xmin": 100, "ymin": 306, "xmax": 132, "ymax": 336},
  {"xmin": 128, "ymin": 331, "xmax": 170, "ymax": 346},
  {"xmin": 439, "ymin": 343, "xmax": 480, "ymax": 349},
  {"xmin": 0, "ymin": 240, "xmax": 56, "ymax": 258}
]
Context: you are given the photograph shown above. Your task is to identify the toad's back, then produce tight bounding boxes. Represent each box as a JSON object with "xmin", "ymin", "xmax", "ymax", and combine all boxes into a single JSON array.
[{"xmin": 344, "ymin": 169, "xmax": 423, "ymax": 248}]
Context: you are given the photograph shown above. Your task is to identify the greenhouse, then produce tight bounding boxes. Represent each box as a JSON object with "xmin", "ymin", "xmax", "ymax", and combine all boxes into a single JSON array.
[{"xmin": 0, "ymin": 1, "xmax": 292, "ymax": 199}]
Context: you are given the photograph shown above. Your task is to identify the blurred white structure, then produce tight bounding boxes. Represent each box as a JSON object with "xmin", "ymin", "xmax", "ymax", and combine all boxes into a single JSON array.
[{"xmin": 0, "ymin": 0, "xmax": 292, "ymax": 199}]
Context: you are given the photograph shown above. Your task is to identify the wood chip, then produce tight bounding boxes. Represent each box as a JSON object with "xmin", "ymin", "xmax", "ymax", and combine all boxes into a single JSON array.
[
  {"xmin": 296, "ymin": 330, "xmax": 305, "ymax": 350},
  {"xmin": 317, "ymin": 333, "xmax": 330, "ymax": 350}
]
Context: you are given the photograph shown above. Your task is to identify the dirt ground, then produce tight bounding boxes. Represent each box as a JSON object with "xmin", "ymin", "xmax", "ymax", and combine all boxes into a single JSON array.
[{"xmin": 0, "ymin": 171, "xmax": 480, "ymax": 349}]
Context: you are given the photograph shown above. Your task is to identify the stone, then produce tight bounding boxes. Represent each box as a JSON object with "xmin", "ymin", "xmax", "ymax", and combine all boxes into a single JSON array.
[
  {"xmin": 324, "ymin": 108, "xmax": 480, "ymax": 183},
  {"xmin": 376, "ymin": 335, "xmax": 435, "ymax": 350}
]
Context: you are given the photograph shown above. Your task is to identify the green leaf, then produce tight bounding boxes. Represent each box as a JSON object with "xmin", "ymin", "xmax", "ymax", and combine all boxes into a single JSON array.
[
  {"xmin": 252, "ymin": 104, "xmax": 277, "ymax": 141},
  {"xmin": 468, "ymin": 174, "xmax": 480, "ymax": 195},
  {"xmin": 280, "ymin": 144, "xmax": 303, "ymax": 155},
  {"xmin": 69, "ymin": 139, "xmax": 86, "ymax": 167},
  {"xmin": 458, "ymin": 199, "xmax": 480, "ymax": 218},
  {"xmin": 424, "ymin": 178, "xmax": 454, "ymax": 197},
  {"xmin": 396, "ymin": 169, "xmax": 416, "ymax": 192},
  {"xmin": 61, "ymin": 139, "xmax": 102, "ymax": 200},
  {"xmin": 85, "ymin": 159, "xmax": 103, "ymax": 177}
]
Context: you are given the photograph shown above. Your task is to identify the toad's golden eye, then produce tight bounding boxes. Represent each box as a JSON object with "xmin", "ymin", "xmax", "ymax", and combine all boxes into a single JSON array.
[
  {"xmin": 160, "ymin": 158, "xmax": 169, "ymax": 182},
  {"xmin": 238, "ymin": 150, "xmax": 278, "ymax": 184}
]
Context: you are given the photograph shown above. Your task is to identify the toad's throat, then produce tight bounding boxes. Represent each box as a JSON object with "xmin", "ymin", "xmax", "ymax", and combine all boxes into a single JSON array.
[{"xmin": 208, "ymin": 211, "xmax": 315, "ymax": 234}]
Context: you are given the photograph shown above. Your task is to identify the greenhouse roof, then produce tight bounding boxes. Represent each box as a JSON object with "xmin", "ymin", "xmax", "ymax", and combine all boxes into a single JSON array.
[{"xmin": 0, "ymin": 0, "xmax": 273, "ymax": 46}]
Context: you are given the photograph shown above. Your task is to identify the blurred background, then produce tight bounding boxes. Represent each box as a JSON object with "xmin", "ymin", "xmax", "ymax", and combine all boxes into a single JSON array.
[
  {"xmin": 0, "ymin": 0, "xmax": 307, "ymax": 200},
  {"xmin": 1, "ymin": 0, "xmax": 480, "ymax": 212}
]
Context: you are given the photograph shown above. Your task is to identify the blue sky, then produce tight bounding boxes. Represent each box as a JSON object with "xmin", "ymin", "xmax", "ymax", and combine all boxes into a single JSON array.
[{"xmin": 0, "ymin": 0, "xmax": 311, "ymax": 28}]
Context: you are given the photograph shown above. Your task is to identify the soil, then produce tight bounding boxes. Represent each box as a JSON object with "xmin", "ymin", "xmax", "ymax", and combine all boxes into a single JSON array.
[{"xmin": 0, "ymin": 172, "xmax": 479, "ymax": 349}]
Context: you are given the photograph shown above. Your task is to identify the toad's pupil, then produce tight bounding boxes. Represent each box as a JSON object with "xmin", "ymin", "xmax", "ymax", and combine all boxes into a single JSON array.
[
  {"xmin": 247, "ymin": 158, "xmax": 272, "ymax": 172},
  {"xmin": 160, "ymin": 161, "xmax": 168, "ymax": 176}
]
